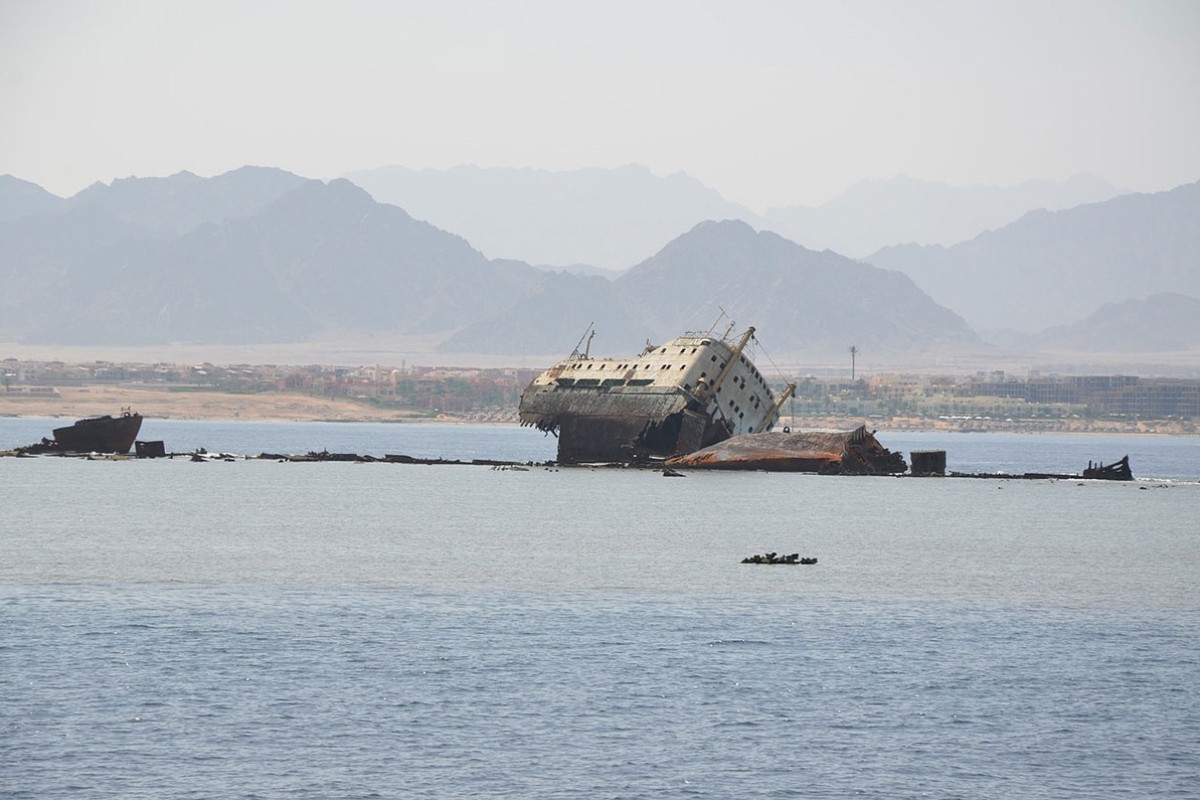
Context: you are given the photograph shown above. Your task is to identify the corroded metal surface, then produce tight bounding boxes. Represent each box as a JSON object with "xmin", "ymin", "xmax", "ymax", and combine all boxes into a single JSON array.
[
  {"xmin": 518, "ymin": 328, "xmax": 785, "ymax": 464},
  {"xmin": 20, "ymin": 411, "xmax": 143, "ymax": 454},
  {"xmin": 666, "ymin": 426, "xmax": 908, "ymax": 474}
]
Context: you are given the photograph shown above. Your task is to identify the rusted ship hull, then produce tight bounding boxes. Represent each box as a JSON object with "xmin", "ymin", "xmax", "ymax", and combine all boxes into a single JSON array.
[
  {"xmin": 520, "ymin": 385, "xmax": 721, "ymax": 463},
  {"xmin": 50, "ymin": 412, "xmax": 143, "ymax": 453},
  {"xmin": 666, "ymin": 426, "xmax": 907, "ymax": 474},
  {"xmin": 519, "ymin": 327, "xmax": 789, "ymax": 464}
]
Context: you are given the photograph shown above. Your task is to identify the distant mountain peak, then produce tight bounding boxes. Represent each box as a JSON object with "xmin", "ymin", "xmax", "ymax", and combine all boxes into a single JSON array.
[
  {"xmin": 763, "ymin": 173, "xmax": 1124, "ymax": 257},
  {"xmin": 343, "ymin": 163, "xmax": 762, "ymax": 270},
  {"xmin": 865, "ymin": 181, "xmax": 1200, "ymax": 334},
  {"xmin": 0, "ymin": 174, "xmax": 66, "ymax": 221}
]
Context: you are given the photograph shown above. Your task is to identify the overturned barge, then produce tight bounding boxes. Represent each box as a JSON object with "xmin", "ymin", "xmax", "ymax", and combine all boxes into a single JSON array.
[
  {"xmin": 519, "ymin": 326, "xmax": 794, "ymax": 464},
  {"xmin": 665, "ymin": 426, "xmax": 908, "ymax": 474}
]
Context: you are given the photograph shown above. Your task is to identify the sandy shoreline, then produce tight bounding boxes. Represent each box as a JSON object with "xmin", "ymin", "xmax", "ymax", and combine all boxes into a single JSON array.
[
  {"xmin": 0, "ymin": 386, "xmax": 450, "ymax": 423},
  {"xmin": 2, "ymin": 385, "xmax": 1194, "ymax": 436}
]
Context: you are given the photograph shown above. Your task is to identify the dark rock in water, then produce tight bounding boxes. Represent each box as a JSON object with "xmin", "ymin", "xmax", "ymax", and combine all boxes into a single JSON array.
[{"xmin": 741, "ymin": 552, "xmax": 818, "ymax": 565}]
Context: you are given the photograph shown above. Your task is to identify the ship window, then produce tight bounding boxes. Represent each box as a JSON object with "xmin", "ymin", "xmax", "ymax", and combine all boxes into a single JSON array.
[
  {"xmin": 711, "ymin": 355, "xmax": 717, "ymax": 362},
  {"xmin": 691, "ymin": 348, "xmax": 697, "ymax": 353},
  {"xmin": 739, "ymin": 412, "xmax": 744, "ymax": 419},
  {"xmin": 728, "ymin": 400, "xmax": 734, "ymax": 407},
  {"xmin": 679, "ymin": 364, "xmax": 685, "ymax": 369},
  {"xmin": 748, "ymin": 426, "xmax": 754, "ymax": 433}
]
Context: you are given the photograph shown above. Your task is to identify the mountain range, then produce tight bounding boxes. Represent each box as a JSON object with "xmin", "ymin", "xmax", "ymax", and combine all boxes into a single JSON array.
[
  {"xmin": 764, "ymin": 173, "xmax": 1122, "ymax": 258},
  {"xmin": 343, "ymin": 164, "xmax": 757, "ymax": 272},
  {"xmin": 345, "ymin": 165, "xmax": 1126, "ymax": 267},
  {"xmin": 442, "ymin": 219, "xmax": 979, "ymax": 358},
  {"xmin": 1, "ymin": 166, "xmax": 1197, "ymax": 366},
  {"xmin": 864, "ymin": 181, "xmax": 1200, "ymax": 334},
  {"xmin": 0, "ymin": 168, "xmax": 972, "ymax": 358}
]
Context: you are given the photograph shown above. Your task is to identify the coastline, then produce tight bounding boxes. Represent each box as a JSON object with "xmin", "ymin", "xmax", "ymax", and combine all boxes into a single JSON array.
[
  {"xmin": 0, "ymin": 385, "xmax": 453, "ymax": 424},
  {"xmin": 2, "ymin": 384, "xmax": 1194, "ymax": 435}
]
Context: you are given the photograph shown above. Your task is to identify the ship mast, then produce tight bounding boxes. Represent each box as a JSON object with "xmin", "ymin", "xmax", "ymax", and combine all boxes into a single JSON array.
[
  {"xmin": 695, "ymin": 326, "xmax": 756, "ymax": 404},
  {"xmin": 764, "ymin": 382, "xmax": 796, "ymax": 428}
]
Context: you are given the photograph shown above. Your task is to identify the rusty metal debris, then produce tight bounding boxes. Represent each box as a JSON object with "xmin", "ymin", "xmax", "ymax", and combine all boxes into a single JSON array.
[{"xmin": 666, "ymin": 425, "xmax": 907, "ymax": 474}]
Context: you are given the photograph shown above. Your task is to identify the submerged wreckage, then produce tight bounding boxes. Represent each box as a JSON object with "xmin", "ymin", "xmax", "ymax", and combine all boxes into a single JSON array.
[
  {"xmin": 666, "ymin": 425, "xmax": 908, "ymax": 474},
  {"xmin": 19, "ymin": 409, "xmax": 143, "ymax": 454},
  {"xmin": 519, "ymin": 326, "xmax": 795, "ymax": 464}
]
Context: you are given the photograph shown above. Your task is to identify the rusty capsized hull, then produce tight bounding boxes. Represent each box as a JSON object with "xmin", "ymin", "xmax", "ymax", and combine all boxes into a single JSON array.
[
  {"xmin": 49, "ymin": 412, "xmax": 143, "ymax": 454},
  {"xmin": 519, "ymin": 330, "xmax": 782, "ymax": 464},
  {"xmin": 519, "ymin": 382, "xmax": 727, "ymax": 463},
  {"xmin": 665, "ymin": 426, "xmax": 907, "ymax": 474}
]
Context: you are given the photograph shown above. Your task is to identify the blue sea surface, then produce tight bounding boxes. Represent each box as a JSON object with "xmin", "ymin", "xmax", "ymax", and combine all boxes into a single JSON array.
[{"xmin": 2, "ymin": 421, "xmax": 1199, "ymax": 798}]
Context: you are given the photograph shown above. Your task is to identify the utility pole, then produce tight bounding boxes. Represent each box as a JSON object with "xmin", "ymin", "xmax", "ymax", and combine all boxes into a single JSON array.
[{"xmin": 849, "ymin": 345, "xmax": 859, "ymax": 381}]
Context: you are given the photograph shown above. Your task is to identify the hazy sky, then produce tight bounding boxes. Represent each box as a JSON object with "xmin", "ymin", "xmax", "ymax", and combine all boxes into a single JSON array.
[{"xmin": 2, "ymin": 0, "xmax": 1198, "ymax": 210}]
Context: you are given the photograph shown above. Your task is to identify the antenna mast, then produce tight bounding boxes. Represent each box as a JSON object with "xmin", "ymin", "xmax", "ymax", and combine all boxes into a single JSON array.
[{"xmin": 570, "ymin": 323, "xmax": 595, "ymax": 358}]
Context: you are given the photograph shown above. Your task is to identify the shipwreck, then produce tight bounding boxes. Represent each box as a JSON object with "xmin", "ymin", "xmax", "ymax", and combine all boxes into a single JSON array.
[
  {"xmin": 519, "ymin": 325, "xmax": 795, "ymax": 464},
  {"xmin": 664, "ymin": 425, "xmax": 908, "ymax": 474},
  {"xmin": 1082, "ymin": 455, "xmax": 1133, "ymax": 481},
  {"xmin": 19, "ymin": 409, "xmax": 143, "ymax": 454}
]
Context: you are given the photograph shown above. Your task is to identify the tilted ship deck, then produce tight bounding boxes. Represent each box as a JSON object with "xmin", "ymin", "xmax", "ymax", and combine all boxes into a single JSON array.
[{"xmin": 519, "ymin": 326, "xmax": 794, "ymax": 463}]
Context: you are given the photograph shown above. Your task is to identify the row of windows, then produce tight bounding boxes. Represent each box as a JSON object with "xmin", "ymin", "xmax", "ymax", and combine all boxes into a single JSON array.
[{"xmin": 569, "ymin": 360, "xmax": 696, "ymax": 372}]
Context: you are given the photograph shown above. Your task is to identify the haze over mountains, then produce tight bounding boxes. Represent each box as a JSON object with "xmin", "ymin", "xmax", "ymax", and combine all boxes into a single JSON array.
[
  {"xmin": 1, "ymin": 166, "xmax": 1197, "ymax": 369},
  {"xmin": 344, "ymin": 164, "xmax": 758, "ymax": 273},
  {"xmin": 346, "ymin": 165, "xmax": 1124, "ymax": 266},
  {"xmin": 865, "ymin": 181, "xmax": 1200, "ymax": 335},
  {"xmin": 765, "ymin": 174, "xmax": 1122, "ymax": 258}
]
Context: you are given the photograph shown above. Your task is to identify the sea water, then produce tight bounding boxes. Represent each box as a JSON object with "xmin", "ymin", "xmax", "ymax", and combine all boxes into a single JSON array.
[{"xmin": 2, "ymin": 422, "xmax": 1198, "ymax": 798}]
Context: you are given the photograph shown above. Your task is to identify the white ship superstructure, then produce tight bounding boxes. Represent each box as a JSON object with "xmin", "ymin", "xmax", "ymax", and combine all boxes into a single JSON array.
[{"xmin": 519, "ymin": 326, "xmax": 794, "ymax": 463}]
